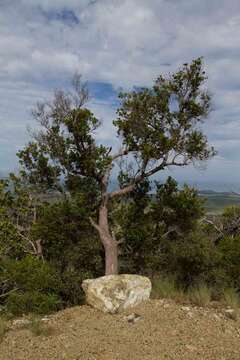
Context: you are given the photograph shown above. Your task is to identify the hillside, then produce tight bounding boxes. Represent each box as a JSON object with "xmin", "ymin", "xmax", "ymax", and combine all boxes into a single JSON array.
[
  {"xmin": 199, "ymin": 191, "xmax": 240, "ymax": 214},
  {"xmin": 1, "ymin": 299, "xmax": 240, "ymax": 360}
]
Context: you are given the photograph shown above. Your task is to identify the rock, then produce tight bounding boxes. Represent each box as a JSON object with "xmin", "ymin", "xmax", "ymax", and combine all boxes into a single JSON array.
[
  {"xmin": 225, "ymin": 308, "xmax": 238, "ymax": 320},
  {"xmin": 181, "ymin": 306, "xmax": 191, "ymax": 312},
  {"xmin": 124, "ymin": 313, "xmax": 142, "ymax": 324},
  {"xmin": 82, "ymin": 274, "xmax": 151, "ymax": 313}
]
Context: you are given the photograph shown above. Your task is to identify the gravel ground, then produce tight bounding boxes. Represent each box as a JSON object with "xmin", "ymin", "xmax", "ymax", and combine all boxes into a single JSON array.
[{"xmin": 1, "ymin": 299, "xmax": 240, "ymax": 360}]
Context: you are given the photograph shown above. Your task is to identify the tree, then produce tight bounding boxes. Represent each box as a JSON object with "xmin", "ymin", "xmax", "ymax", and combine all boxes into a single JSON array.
[
  {"xmin": 18, "ymin": 59, "xmax": 215, "ymax": 275},
  {"xmin": 0, "ymin": 174, "xmax": 43, "ymax": 260}
]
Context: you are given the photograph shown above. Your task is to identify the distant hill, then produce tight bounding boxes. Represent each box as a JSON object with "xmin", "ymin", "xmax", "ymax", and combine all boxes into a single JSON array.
[{"xmin": 199, "ymin": 191, "xmax": 240, "ymax": 214}]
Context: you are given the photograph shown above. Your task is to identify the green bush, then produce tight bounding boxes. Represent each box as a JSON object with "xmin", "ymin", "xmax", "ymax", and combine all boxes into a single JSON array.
[
  {"xmin": 217, "ymin": 235, "xmax": 240, "ymax": 290},
  {"xmin": 6, "ymin": 291, "xmax": 60, "ymax": 315},
  {"xmin": 159, "ymin": 231, "xmax": 217, "ymax": 288},
  {"xmin": 0, "ymin": 256, "xmax": 62, "ymax": 315},
  {"xmin": 31, "ymin": 198, "xmax": 103, "ymax": 306}
]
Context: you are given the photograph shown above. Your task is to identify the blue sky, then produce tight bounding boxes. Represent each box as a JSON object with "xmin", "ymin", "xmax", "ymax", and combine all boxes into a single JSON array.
[{"xmin": 0, "ymin": 0, "xmax": 240, "ymax": 190}]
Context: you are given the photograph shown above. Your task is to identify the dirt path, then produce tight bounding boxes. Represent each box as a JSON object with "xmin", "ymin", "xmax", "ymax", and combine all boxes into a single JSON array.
[{"xmin": 1, "ymin": 299, "xmax": 240, "ymax": 360}]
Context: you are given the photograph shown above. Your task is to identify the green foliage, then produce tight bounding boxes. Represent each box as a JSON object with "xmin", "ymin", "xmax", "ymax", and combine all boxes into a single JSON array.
[
  {"xmin": 6, "ymin": 292, "xmax": 60, "ymax": 316},
  {"xmin": 15, "ymin": 59, "xmax": 215, "ymax": 279},
  {"xmin": 4, "ymin": 60, "xmax": 240, "ymax": 315},
  {"xmin": 221, "ymin": 206, "xmax": 240, "ymax": 237},
  {"xmin": 161, "ymin": 231, "xmax": 216, "ymax": 287},
  {"xmin": 17, "ymin": 103, "xmax": 110, "ymax": 191},
  {"xmin": 0, "ymin": 175, "xmax": 42, "ymax": 259},
  {"xmin": 116, "ymin": 177, "xmax": 206, "ymax": 278},
  {"xmin": 0, "ymin": 256, "xmax": 61, "ymax": 315},
  {"xmin": 1, "ymin": 256, "xmax": 60, "ymax": 292},
  {"xmin": 32, "ymin": 197, "xmax": 103, "ymax": 305},
  {"xmin": 152, "ymin": 177, "xmax": 204, "ymax": 232},
  {"xmin": 217, "ymin": 235, "xmax": 240, "ymax": 290},
  {"xmin": 114, "ymin": 58, "xmax": 215, "ymax": 163}
]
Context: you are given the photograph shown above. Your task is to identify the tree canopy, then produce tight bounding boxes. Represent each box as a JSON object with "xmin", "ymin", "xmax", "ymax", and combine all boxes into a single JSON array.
[{"xmin": 17, "ymin": 58, "xmax": 215, "ymax": 275}]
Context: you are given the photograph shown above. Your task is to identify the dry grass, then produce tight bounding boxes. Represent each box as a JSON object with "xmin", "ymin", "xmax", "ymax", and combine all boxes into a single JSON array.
[
  {"xmin": 151, "ymin": 276, "xmax": 187, "ymax": 303},
  {"xmin": 188, "ymin": 284, "xmax": 212, "ymax": 307},
  {"xmin": 0, "ymin": 317, "xmax": 8, "ymax": 341},
  {"xmin": 221, "ymin": 288, "xmax": 240, "ymax": 320},
  {"xmin": 152, "ymin": 278, "xmax": 213, "ymax": 307},
  {"xmin": 222, "ymin": 288, "xmax": 240, "ymax": 309},
  {"xmin": 151, "ymin": 276, "xmax": 178, "ymax": 299}
]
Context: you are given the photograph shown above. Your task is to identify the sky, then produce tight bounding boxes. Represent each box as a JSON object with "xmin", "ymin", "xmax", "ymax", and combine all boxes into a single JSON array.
[{"xmin": 0, "ymin": 0, "xmax": 240, "ymax": 190}]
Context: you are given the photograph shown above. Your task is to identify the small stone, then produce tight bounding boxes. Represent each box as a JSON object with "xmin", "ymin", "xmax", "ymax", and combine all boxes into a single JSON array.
[
  {"xmin": 41, "ymin": 316, "xmax": 50, "ymax": 322},
  {"xmin": 225, "ymin": 309, "xmax": 238, "ymax": 320},
  {"xmin": 225, "ymin": 309, "xmax": 235, "ymax": 314},
  {"xmin": 181, "ymin": 306, "xmax": 191, "ymax": 312},
  {"xmin": 163, "ymin": 303, "xmax": 170, "ymax": 309},
  {"xmin": 124, "ymin": 313, "xmax": 142, "ymax": 324}
]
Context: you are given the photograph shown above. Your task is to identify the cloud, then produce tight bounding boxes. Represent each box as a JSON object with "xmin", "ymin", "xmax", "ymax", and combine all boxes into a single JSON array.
[{"xmin": 0, "ymin": 0, "xmax": 239, "ymax": 188}]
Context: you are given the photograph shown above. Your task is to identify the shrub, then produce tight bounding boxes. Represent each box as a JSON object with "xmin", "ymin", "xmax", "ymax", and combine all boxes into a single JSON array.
[
  {"xmin": 217, "ymin": 235, "xmax": 240, "ymax": 290},
  {"xmin": 32, "ymin": 198, "xmax": 104, "ymax": 306},
  {"xmin": 160, "ymin": 231, "xmax": 217, "ymax": 288},
  {"xmin": 6, "ymin": 292, "xmax": 60, "ymax": 316},
  {"xmin": 0, "ymin": 256, "xmax": 62, "ymax": 315},
  {"xmin": 117, "ymin": 177, "xmax": 206, "ymax": 277}
]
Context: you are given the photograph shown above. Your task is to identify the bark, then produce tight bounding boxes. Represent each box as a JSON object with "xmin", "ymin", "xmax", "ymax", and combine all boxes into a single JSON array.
[
  {"xmin": 103, "ymin": 240, "xmax": 118, "ymax": 275},
  {"xmin": 91, "ymin": 202, "xmax": 119, "ymax": 275}
]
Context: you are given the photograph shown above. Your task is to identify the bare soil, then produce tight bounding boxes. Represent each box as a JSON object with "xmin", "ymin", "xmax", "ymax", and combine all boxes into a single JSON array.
[{"xmin": 1, "ymin": 299, "xmax": 240, "ymax": 360}]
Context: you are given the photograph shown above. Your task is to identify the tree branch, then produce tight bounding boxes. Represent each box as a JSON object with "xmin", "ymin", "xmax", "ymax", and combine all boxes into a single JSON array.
[
  {"xmin": 109, "ymin": 157, "xmax": 189, "ymax": 199},
  {"xmin": 89, "ymin": 217, "xmax": 101, "ymax": 233},
  {"xmin": 101, "ymin": 148, "xmax": 129, "ymax": 192},
  {"xmin": 0, "ymin": 288, "xmax": 19, "ymax": 298}
]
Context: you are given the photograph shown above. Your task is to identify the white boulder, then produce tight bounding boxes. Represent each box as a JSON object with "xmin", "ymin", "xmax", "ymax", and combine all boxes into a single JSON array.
[{"xmin": 82, "ymin": 274, "xmax": 151, "ymax": 313}]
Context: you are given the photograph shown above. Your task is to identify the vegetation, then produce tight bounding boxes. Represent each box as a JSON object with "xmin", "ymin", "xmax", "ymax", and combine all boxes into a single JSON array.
[
  {"xmin": 0, "ymin": 317, "xmax": 8, "ymax": 341},
  {"xmin": 200, "ymin": 191, "xmax": 240, "ymax": 214},
  {"xmin": 188, "ymin": 284, "xmax": 212, "ymax": 307},
  {"xmin": 0, "ymin": 58, "xmax": 239, "ymax": 316},
  {"xmin": 17, "ymin": 58, "xmax": 215, "ymax": 275}
]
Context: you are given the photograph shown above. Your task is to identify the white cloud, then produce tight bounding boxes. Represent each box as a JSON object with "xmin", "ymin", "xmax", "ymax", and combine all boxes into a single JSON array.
[{"xmin": 0, "ymin": 0, "xmax": 239, "ymax": 187}]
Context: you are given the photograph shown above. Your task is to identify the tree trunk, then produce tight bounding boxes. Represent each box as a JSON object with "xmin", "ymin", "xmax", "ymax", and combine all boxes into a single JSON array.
[
  {"xmin": 97, "ymin": 203, "xmax": 119, "ymax": 275},
  {"xmin": 103, "ymin": 241, "xmax": 118, "ymax": 275}
]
